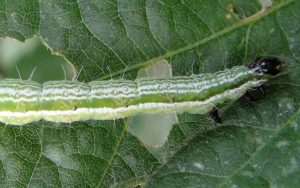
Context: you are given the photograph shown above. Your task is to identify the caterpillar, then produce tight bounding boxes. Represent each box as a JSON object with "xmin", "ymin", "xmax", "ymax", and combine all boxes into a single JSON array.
[{"xmin": 0, "ymin": 56, "xmax": 283, "ymax": 125}]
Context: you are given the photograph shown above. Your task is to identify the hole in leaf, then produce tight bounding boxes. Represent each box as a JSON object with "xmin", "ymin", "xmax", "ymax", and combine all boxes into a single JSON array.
[{"xmin": 0, "ymin": 37, "xmax": 75, "ymax": 83}]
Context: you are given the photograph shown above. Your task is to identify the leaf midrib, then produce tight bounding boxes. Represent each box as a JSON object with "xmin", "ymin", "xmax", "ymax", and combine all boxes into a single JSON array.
[{"xmin": 97, "ymin": 0, "xmax": 294, "ymax": 80}]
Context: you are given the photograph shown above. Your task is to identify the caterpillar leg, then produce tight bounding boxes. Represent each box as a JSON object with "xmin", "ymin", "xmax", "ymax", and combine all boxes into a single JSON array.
[
  {"xmin": 243, "ymin": 91, "xmax": 259, "ymax": 101},
  {"xmin": 209, "ymin": 108, "xmax": 223, "ymax": 124},
  {"xmin": 244, "ymin": 86, "xmax": 266, "ymax": 101},
  {"xmin": 257, "ymin": 85, "xmax": 266, "ymax": 96}
]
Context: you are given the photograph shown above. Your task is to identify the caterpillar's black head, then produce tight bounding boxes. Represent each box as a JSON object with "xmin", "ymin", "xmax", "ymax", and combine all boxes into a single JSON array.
[{"xmin": 248, "ymin": 56, "xmax": 283, "ymax": 75}]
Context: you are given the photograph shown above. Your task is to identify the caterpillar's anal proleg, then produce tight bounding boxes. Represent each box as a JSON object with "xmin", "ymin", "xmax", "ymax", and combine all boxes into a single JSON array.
[{"xmin": 0, "ymin": 56, "xmax": 283, "ymax": 125}]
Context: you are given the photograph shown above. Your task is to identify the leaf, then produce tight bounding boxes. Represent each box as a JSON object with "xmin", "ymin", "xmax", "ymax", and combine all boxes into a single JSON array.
[{"xmin": 0, "ymin": 0, "xmax": 300, "ymax": 187}]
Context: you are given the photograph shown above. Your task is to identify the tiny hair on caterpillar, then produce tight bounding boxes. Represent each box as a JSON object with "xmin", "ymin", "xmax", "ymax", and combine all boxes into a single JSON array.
[{"xmin": 0, "ymin": 56, "xmax": 284, "ymax": 125}]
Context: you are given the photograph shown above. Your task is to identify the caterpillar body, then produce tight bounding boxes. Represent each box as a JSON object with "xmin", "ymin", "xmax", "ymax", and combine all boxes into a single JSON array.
[{"xmin": 0, "ymin": 57, "xmax": 283, "ymax": 125}]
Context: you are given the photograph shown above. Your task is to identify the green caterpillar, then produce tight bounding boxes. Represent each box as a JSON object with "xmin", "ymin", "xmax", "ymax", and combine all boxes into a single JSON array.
[{"xmin": 0, "ymin": 56, "xmax": 283, "ymax": 125}]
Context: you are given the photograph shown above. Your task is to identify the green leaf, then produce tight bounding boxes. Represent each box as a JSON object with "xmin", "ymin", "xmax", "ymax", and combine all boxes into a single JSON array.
[{"xmin": 0, "ymin": 0, "xmax": 300, "ymax": 187}]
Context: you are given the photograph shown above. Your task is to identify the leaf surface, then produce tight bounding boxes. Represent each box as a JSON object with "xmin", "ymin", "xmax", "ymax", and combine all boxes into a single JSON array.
[{"xmin": 0, "ymin": 0, "xmax": 299, "ymax": 187}]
